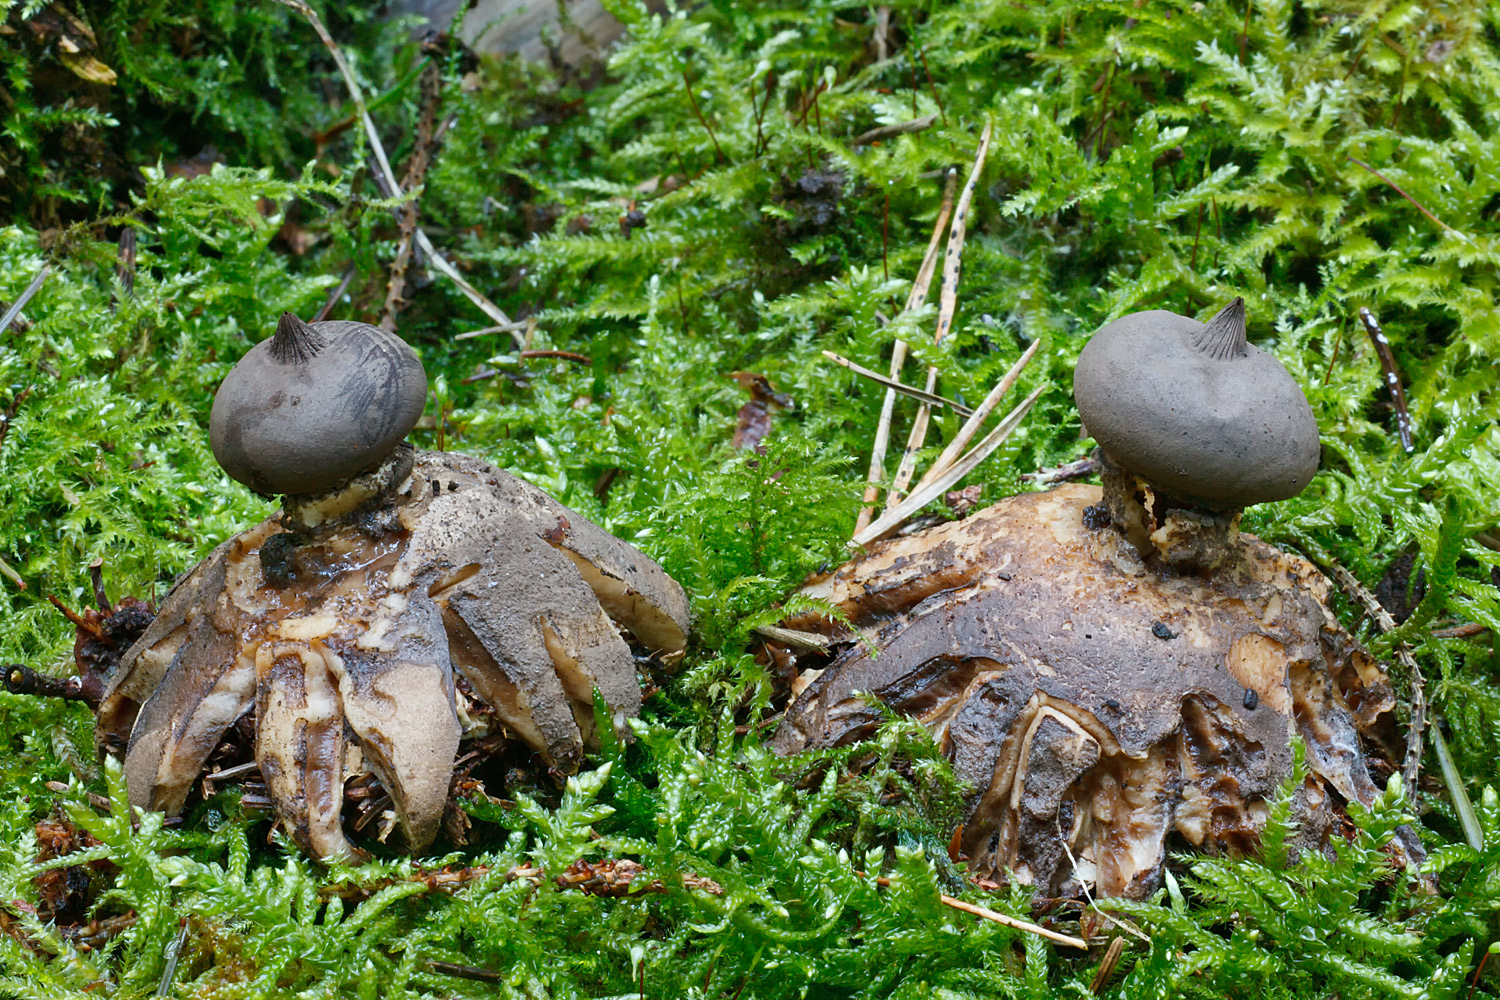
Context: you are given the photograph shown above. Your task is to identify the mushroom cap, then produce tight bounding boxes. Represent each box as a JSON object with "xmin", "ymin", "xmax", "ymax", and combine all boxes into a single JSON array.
[
  {"xmin": 1072, "ymin": 300, "xmax": 1320, "ymax": 509},
  {"xmin": 210, "ymin": 315, "xmax": 428, "ymax": 496}
]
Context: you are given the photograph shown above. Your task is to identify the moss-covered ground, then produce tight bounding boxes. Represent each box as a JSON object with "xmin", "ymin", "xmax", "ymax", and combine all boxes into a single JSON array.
[{"xmin": 3, "ymin": 1, "xmax": 1500, "ymax": 996}]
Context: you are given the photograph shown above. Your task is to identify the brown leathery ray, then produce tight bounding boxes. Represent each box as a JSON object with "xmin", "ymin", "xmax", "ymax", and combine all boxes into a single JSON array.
[
  {"xmin": 769, "ymin": 484, "xmax": 1400, "ymax": 900},
  {"xmin": 98, "ymin": 450, "xmax": 689, "ymax": 859}
]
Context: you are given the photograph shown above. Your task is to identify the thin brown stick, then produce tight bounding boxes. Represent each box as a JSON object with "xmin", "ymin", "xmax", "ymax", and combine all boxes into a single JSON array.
[
  {"xmin": 917, "ymin": 48, "xmax": 947, "ymax": 126},
  {"xmin": 1238, "ymin": 0, "xmax": 1252, "ymax": 65},
  {"xmin": 856, "ymin": 384, "xmax": 1044, "ymax": 546},
  {"xmin": 750, "ymin": 70, "xmax": 770, "ymax": 157},
  {"xmin": 313, "ymin": 266, "xmax": 357, "ymax": 323},
  {"xmin": 1191, "ymin": 202, "xmax": 1204, "ymax": 269},
  {"xmin": 1430, "ymin": 622, "xmax": 1488, "ymax": 640},
  {"xmin": 1347, "ymin": 155, "xmax": 1475, "ymax": 246},
  {"xmin": 428, "ymin": 961, "xmax": 505, "ymax": 983},
  {"xmin": 682, "ymin": 69, "xmax": 726, "ymax": 165},
  {"xmin": 87, "ymin": 558, "xmax": 109, "ymax": 613},
  {"xmin": 116, "ymin": 228, "xmax": 136, "ymax": 298},
  {"xmin": 47, "ymin": 595, "xmax": 101, "ymax": 637},
  {"xmin": 887, "ymin": 120, "xmax": 993, "ymax": 511},
  {"xmin": 270, "ymin": 0, "xmax": 520, "ymax": 344},
  {"xmin": 854, "ymin": 169, "xmax": 960, "ymax": 535},
  {"xmin": 914, "ymin": 339, "xmax": 1040, "ymax": 492},
  {"xmin": 882, "ymin": 191, "xmax": 890, "ymax": 281},
  {"xmin": 792, "ymin": 80, "xmax": 829, "ymax": 130},
  {"xmin": 823, "ymin": 351, "xmax": 973, "ymax": 415},
  {"xmin": 381, "ymin": 59, "xmax": 445, "ymax": 331}
]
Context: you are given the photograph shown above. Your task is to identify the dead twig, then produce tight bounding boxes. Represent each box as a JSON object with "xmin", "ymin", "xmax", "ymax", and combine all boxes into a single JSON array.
[
  {"xmin": 1022, "ymin": 456, "xmax": 1096, "ymax": 485},
  {"xmin": 1430, "ymin": 622, "xmax": 1488, "ymax": 639},
  {"xmin": 1325, "ymin": 562, "xmax": 1428, "ymax": 809},
  {"xmin": 854, "ymin": 114, "xmax": 937, "ymax": 146},
  {"xmin": 913, "ymin": 340, "xmax": 1040, "ymax": 491},
  {"xmin": 270, "ymin": 0, "xmax": 521, "ymax": 345},
  {"xmin": 381, "ymin": 57, "xmax": 446, "ymax": 331},
  {"xmin": 427, "ymin": 961, "xmax": 505, "ymax": 983}
]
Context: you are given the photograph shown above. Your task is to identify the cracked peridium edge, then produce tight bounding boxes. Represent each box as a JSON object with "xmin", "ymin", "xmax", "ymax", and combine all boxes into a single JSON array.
[{"xmin": 768, "ymin": 483, "xmax": 1413, "ymax": 900}]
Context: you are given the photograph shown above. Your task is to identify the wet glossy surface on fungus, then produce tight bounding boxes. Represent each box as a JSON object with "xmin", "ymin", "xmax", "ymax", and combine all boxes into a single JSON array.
[
  {"xmin": 97, "ymin": 450, "xmax": 689, "ymax": 859},
  {"xmin": 768, "ymin": 484, "xmax": 1404, "ymax": 900}
]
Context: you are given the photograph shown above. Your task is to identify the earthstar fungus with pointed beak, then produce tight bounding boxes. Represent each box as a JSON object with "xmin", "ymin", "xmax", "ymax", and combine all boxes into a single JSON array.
[
  {"xmin": 67, "ymin": 313, "xmax": 689, "ymax": 859},
  {"xmin": 768, "ymin": 301, "xmax": 1414, "ymax": 901}
]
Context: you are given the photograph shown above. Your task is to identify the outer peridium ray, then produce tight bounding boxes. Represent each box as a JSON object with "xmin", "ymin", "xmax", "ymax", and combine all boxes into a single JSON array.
[{"xmin": 1357, "ymin": 307, "xmax": 1414, "ymax": 453}]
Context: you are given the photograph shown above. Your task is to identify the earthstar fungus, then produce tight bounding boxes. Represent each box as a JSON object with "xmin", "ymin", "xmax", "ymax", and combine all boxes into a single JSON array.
[
  {"xmin": 63, "ymin": 314, "xmax": 690, "ymax": 859},
  {"xmin": 768, "ymin": 302, "xmax": 1412, "ymax": 901},
  {"xmin": 1073, "ymin": 298, "xmax": 1321, "ymax": 570}
]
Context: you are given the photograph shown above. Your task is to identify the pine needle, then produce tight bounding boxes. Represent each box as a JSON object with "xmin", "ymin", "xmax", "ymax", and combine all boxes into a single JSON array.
[
  {"xmin": 856, "ymin": 168, "xmax": 960, "ymax": 535},
  {"xmin": 854, "ymin": 384, "xmax": 1043, "ymax": 546},
  {"xmin": 822, "ymin": 351, "xmax": 974, "ymax": 415},
  {"xmin": 886, "ymin": 119, "xmax": 993, "ymax": 512},
  {"xmin": 912, "ymin": 339, "xmax": 1040, "ymax": 492}
]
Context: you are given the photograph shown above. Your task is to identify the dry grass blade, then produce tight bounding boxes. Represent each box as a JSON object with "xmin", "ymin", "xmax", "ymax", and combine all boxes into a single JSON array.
[
  {"xmin": 855, "ymin": 168, "xmax": 960, "ymax": 535},
  {"xmin": 913, "ymin": 339, "xmax": 1040, "ymax": 492},
  {"xmin": 855, "ymin": 383, "xmax": 1043, "ymax": 546},
  {"xmin": 270, "ymin": 0, "xmax": 520, "ymax": 345},
  {"xmin": 823, "ymin": 351, "xmax": 973, "ymax": 415},
  {"xmin": 885, "ymin": 122, "xmax": 993, "ymax": 511}
]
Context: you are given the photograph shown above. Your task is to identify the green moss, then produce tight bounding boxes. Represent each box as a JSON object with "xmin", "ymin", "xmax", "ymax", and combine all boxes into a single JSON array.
[{"xmin": 3, "ymin": 0, "xmax": 1500, "ymax": 995}]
